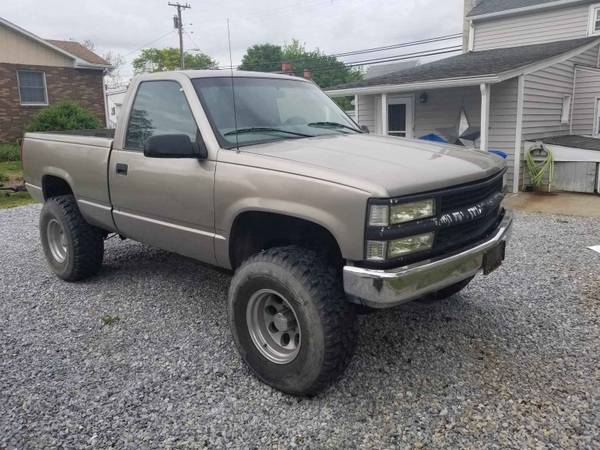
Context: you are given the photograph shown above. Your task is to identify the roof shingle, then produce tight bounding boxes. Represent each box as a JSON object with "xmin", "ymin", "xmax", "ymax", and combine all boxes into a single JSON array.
[
  {"xmin": 46, "ymin": 39, "xmax": 110, "ymax": 66},
  {"xmin": 468, "ymin": 0, "xmax": 594, "ymax": 17},
  {"xmin": 327, "ymin": 37, "xmax": 599, "ymax": 91}
]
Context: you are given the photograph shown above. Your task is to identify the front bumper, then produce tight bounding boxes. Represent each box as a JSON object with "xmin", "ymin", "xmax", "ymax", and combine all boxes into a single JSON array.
[{"xmin": 343, "ymin": 211, "xmax": 513, "ymax": 308}]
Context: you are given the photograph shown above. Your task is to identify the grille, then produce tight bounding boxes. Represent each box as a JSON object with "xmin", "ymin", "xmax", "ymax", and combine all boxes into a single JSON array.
[
  {"xmin": 435, "ymin": 210, "xmax": 501, "ymax": 254},
  {"xmin": 440, "ymin": 174, "xmax": 503, "ymax": 213}
]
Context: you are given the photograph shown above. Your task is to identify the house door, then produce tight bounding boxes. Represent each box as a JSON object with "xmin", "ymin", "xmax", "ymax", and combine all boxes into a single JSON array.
[{"xmin": 387, "ymin": 96, "xmax": 413, "ymax": 138}]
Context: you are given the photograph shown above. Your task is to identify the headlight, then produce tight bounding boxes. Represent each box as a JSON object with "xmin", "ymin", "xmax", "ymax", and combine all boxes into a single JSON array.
[
  {"xmin": 390, "ymin": 199, "xmax": 435, "ymax": 224},
  {"xmin": 368, "ymin": 199, "xmax": 435, "ymax": 226},
  {"xmin": 387, "ymin": 232, "xmax": 434, "ymax": 258}
]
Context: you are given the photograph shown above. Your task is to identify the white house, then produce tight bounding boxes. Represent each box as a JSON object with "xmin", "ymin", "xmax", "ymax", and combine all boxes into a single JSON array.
[{"xmin": 326, "ymin": 0, "xmax": 600, "ymax": 193}]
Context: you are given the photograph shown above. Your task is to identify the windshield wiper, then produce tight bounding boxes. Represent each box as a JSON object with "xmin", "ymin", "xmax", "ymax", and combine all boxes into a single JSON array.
[
  {"xmin": 224, "ymin": 127, "xmax": 314, "ymax": 138},
  {"xmin": 307, "ymin": 122, "xmax": 362, "ymax": 133}
]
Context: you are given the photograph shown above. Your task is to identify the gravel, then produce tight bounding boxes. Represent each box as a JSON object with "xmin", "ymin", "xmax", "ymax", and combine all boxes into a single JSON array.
[{"xmin": 1, "ymin": 204, "xmax": 599, "ymax": 449}]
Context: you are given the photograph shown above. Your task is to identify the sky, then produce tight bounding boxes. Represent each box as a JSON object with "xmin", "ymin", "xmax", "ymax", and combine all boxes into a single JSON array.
[{"xmin": 3, "ymin": 0, "xmax": 465, "ymax": 81}]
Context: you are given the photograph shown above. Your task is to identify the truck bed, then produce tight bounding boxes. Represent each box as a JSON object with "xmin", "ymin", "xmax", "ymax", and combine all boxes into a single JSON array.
[{"xmin": 22, "ymin": 129, "xmax": 116, "ymax": 232}]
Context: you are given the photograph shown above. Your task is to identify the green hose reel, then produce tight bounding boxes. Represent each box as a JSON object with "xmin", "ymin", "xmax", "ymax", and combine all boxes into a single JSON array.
[{"xmin": 526, "ymin": 143, "xmax": 554, "ymax": 192}]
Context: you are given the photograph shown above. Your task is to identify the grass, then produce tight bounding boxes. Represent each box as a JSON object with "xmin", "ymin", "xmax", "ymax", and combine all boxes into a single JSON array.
[
  {"xmin": 0, "ymin": 147, "xmax": 34, "ymax": 209},
  {"xmin": 0, "ymin": 192, "xmax": 34, "ymax": 209},
  {"xmin": 0, "ymin": 143, "xmax": 20, "ymax": 161},
  {"xmin": 101, "ymin": 315, "xmax": 121, "ymax": 326}
]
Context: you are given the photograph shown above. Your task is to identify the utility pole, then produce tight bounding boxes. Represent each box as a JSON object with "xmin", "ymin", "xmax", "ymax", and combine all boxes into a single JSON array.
[{"xmin": 168, "ymin": 2, "xmax": 191, "ymax": 69}]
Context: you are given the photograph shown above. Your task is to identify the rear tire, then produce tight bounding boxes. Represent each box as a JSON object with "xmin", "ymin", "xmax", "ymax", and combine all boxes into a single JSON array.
[
  {"xmin": 40, "ymin": 195, "xmax": 104, "ymax": 281},
  {"xmin": 228, "ymin": 246, "xmax": 357, "ymax": 396},
  {"xmin": 419, "ymin": 276, "xmax": 474, "ymax": 303}
]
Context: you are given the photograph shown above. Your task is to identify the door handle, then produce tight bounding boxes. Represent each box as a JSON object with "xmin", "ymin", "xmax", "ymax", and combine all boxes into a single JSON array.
[{"xmin": 116, "ymin": 163, "xmax": 128, "ymax": 175}]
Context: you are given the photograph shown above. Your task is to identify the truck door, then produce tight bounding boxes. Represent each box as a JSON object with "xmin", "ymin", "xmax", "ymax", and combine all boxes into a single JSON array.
[{"xmin": 108, "ymin": 79, "xmax": 218, "ymax": 265}]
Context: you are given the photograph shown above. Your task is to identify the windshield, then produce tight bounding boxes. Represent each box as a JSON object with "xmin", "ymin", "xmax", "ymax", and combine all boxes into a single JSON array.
[{"xmin": 192, "ymin": 77, "xmax": 361, "ymax": 148}]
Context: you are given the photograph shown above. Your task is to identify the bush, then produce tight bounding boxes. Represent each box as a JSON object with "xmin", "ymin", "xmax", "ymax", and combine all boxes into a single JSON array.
[
  {"xmin": 26, "ymin": 100, "xmax": 101, "ymax": 132},
  {"xmin": 0, "ymin": 143, "xmax": 20, "ymax": 162}
]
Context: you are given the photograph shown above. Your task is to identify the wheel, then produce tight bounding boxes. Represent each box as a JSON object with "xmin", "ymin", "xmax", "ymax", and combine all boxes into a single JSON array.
[
  {"xmin": 228, "ymin": 246, "xmax": 357, "ymax": 396},
  {"xmin": 419, "ymin": 276, "xmax": 474, "ymax": 303},
  {"xmin": 40, "ymin": 195, "xmax": 104, "ymax": 281}
]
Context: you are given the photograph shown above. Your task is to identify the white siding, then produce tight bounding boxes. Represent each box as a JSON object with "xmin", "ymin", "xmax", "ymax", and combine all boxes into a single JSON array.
[
  {"xmin": 489, "ymin": 79, "xmax": 520, "ymax": 192},
  {"xmin": 572, "ymin": 66, "xmax": 600, "ymax": 134},
  {"xmin": 413, "ymin": 86, "xmax": 481, "ymax": 138},
  {"xmin": 522, "ymin": 45, "xmax": 599, "ymax": 140},
  {"xmin": 355, "ymin": 94, "xmax": 376, "ymax": 133},
  {"xmin": 473, "ymin": 4, "xmax": 591, "ymax": 51}
]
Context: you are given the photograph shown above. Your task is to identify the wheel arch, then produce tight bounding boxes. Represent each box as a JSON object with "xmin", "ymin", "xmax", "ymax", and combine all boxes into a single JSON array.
[{"xmin": 227, "ymin": 210, "xmax": 344, "ymax": 270}]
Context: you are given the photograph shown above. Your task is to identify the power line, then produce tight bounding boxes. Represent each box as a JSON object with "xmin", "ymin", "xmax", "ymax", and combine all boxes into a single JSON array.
[
  {"xmin": 333, "ymin": 34, "xmax": 462, "ymax": 58},
  {"xmin": 231, "ymin": 33, "xmax": 462, "ymax": 71},
  {"xmin": 121, "ymin": 30, "xmax": 177, "ymax": 60}
]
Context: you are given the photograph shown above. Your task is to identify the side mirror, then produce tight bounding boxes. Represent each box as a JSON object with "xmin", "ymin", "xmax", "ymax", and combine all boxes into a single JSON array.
[
  {"xmin": 360, "ymin": 125, "xmax": 370, "ymax": 134},
  {"xmin": 144, "ymin": 134, "xmax": 208, "ymax": 159}
]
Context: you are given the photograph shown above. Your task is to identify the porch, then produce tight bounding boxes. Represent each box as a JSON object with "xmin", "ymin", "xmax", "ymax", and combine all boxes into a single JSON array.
[{"xmin": 330, "ymin": 80, "xmax": 520, "ymax": 192}]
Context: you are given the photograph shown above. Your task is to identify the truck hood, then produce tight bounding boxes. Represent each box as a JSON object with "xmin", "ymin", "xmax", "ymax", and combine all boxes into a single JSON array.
[{"xmin": 240, "ymin": 134, "xmax": 506, "ymax": 197}]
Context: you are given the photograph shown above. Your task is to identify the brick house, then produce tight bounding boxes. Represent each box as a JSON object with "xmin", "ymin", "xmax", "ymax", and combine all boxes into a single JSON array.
[{"xmin": 0, "ymin": 16, "xmax": 112, "ymax": 142}]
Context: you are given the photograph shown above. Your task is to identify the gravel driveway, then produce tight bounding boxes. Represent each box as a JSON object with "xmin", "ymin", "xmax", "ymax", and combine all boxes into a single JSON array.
[{"xmin": 1, "ymin": 204, "xmax": 599, "ymax": 449}]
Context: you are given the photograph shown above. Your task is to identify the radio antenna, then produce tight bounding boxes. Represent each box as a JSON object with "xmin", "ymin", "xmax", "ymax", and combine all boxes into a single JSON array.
[{"xmin": 227, "ymin": 18, "xmax": 240, "ymax": 152}]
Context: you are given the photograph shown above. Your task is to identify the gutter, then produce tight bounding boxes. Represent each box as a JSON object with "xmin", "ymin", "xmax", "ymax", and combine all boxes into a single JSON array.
[{"xmin": 325, "ymin": 75, "xmax": 499, "ymax": 97}]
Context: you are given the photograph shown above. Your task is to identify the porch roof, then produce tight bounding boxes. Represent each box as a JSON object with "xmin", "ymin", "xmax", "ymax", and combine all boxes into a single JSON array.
[{"xmin": 326, "ymin": 37, "xmax": 599, "ymax": 96}]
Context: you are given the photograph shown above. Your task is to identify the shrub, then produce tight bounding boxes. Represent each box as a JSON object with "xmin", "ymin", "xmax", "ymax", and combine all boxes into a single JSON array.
[
  {"xmin": 0, "ymin": 143, "xmax": 20, "ymax": 162},
  {"xmin": 26, "ymin": 100, "xmax": 101, "ymax": 133}
]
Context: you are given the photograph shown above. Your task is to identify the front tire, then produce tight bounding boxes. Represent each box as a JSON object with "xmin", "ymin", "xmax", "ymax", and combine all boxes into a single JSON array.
[
  {"xmin": 40, "ymin": 195, "xmax": 104, "ymax": 281},
  {"xmin": 228, "ymin": 246, "xmax": 357, "ymax": 396}
]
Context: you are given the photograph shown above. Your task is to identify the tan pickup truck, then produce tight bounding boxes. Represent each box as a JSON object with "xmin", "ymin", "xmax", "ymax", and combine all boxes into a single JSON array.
[{"xmin": 22, "ymin": 70, "xmax": 512, "ymax": 396}]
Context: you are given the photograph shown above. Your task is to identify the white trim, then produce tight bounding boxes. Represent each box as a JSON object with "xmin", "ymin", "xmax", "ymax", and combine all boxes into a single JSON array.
[
  {"xmin": 593, "ymin": 96, "xmax": 600, "ymax": 136},
  {"xmin": 354, "ymin": 94, "xmax": 359, "ymax": 125},
  {"xmin": 381, "ymin": 93, "xmax": 388, "ymax": 136},
  {"xmin": 468, "ymin": 20, "xmax": 475, "ymax": 52},
  {"xmin": 0, "ymin": 16, "xmax": 112, "ymax": 69},
  {"xmin": 470, "ymin": 0, "xmax": 588, "ymax": 21},
  {"xmin": 588, "ymin": 3, "xmax": 600, "ymax": 36},
  {"xmin": 513, "ymin": 76, "xmax": 525, "ymax": 193},
  {"xmin": 16, "ymin": 69, "xmax": 48, "ymax": 106},
  {"xmin": 326, "ymin": 75, "xmax": 499, "ymax": 97},
  {"xmin": 561, "ymin": 95, "xmax": 573, "ymax": 124},
  {"xmin": 479, "ymin": 83, "xmax": 490, "ymax": 152},
  {"xmin": 571, "ymin": 68, "xmax": 577, "ymax": 134},
  {"xmin": 385, "ymin": 94, "xmax": 415, "ymax": 138}
]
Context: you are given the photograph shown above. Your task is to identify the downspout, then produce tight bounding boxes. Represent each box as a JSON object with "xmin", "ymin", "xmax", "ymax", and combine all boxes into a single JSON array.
[
  {"xmin": 513, "ymin": 75, "xmax": 525, "ymax": 193},
  {"xmin": 479, "ymin": 83, "xmax": 490, "ymax": 152}
]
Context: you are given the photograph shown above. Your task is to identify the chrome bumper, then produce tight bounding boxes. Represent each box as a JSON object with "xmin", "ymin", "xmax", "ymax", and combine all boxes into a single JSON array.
[{"xmin": 343, "ymin": 211, "xmax": 513, "ymax": 309}]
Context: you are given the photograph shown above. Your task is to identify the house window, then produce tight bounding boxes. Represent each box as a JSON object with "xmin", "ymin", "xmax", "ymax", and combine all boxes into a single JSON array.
[
  {"xmin": 561, "ymin": 95, "xmax": 572, "ymax": 124},
  {"xmin": 17, "ymin": 70, "xmax": 48, "ymax": 105},
  {"xmin": 588, "ymin": 4, "xmax": 600, "ymax": 36}
]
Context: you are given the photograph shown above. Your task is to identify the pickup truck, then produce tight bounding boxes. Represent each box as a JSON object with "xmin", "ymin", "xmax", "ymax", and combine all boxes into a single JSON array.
[{"xmin": 23, "ymin": 70, "xmax": 512, "ymax": 396}]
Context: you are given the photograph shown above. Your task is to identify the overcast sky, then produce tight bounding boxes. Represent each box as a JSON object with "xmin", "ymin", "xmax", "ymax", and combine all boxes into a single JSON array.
[{"xmin": 4, "ymin": 0, "xmax": 464, "ymax": 80}]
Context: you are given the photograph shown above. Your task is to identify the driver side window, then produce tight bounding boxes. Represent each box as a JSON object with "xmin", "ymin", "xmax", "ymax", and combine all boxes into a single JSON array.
[{"xmin": 125, "ymin": 80, "xmax": 199, "ymax": 151}]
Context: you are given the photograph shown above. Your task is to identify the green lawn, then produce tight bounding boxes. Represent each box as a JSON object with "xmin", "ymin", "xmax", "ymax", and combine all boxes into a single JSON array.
[
  {"xmin": 0, "ymin": 150, "xmax": 35, "ymax": 209},
  {"xmin": 0, "ymin": 191, "xmax": 34, "ymax": 209}
]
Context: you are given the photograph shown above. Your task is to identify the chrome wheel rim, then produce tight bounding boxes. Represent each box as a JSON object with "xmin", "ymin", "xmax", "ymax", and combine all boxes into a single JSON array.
[
  {"xmin": 47, "ymin": 219, "xmax": 68, "ymax": 263},
  {"xmin": 246, "ymin": 289, "xmax": 302, "ymax": 364}
]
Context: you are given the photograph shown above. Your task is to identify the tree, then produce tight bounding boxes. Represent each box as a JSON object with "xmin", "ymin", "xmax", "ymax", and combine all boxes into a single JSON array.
[
  {"xmin": 132, "ymin": 48, "xmax": 218, "ymax": 73},
  {"xmin": 81, "ymin": 40, "xmax": 125, "ymax": 87},
  {"xmin": 237, "ymin": 40, "xmax": 362, "ymax": 109},
  {"xmin": 238, "ymin": 43, "xmax": 283, "ymax": 72},
  {"xmin": 281, "ymin": 40, "xmax": 362, "ymax": 89}
]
